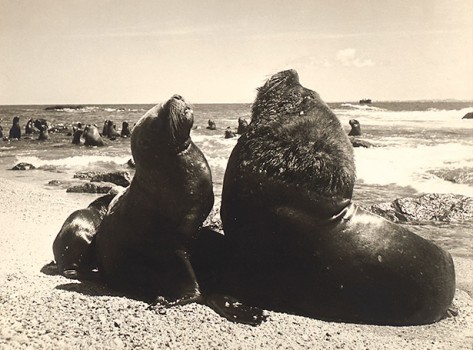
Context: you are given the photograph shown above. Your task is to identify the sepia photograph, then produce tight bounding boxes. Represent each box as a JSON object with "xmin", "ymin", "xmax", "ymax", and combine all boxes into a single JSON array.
[{"xmin": 1, "ymin": 0, "xmax": 472, "ymax": 348}]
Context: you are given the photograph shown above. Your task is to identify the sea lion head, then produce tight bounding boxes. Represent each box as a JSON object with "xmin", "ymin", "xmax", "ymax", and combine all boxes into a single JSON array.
[
  {"xmin": 251, "ymin": 69, "xmax": 328, "ymax": 124},
  {"xmin": 348, "ymin": 119, "xmax": 362, "ymax": 136},
  {"xmin": 131, "ymin": 95, "xmax": 194, "ymax": 165}
]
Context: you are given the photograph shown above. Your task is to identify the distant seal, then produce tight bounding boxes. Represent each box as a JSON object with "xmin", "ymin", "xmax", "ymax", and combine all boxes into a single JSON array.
[
  {"xmin": 9, "ymin": 116, "xmax": 21, "ymax": 140},
  {"xmin": 207, "ymin": 119, "xmax": 217, "ymax": 130},
  {"xmin": 95, "ymin": 95, "xmax": 214, "ymax": 304},
  {"xmin": 224, "ymin": 127, "xmax": 236, "ymax": 139},
  {"xmin": 120, "ymin": 121, "xmax": 132, "ymax": 138},
  {"xmin": 25, "ymin": 118, "xmax": 35, "ymax": 134},
  {"xmin": 237, "ymin": 117, "xmax": 248, "ymax": 134},
  {"xmin": 348, "ymin": 119, "xmax": 362, "ymax": 136},
  {"xmin": 106, "ymin": 120, "xmax": 121, "ymax": 139},
  {"xmin": 83, "ymin": 124, "xmax": 104, "ymax": 146},
  {"xmin": 34, "ymin": 119, "xmax": 49, "ymax": 141},
  {"xmin": 219, "ymin": 69, "xmax": 455, "ymax": 325},
  {"xmin": 71, "ymin": 123, "xmax": 83, "ymax": 145},
  {"xmin": 53, "ymin": 193, "xmax": 115, "ymax": 280}
]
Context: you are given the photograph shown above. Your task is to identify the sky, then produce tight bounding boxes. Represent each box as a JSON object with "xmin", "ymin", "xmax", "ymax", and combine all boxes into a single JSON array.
[{"xmin": 0, "ymin": 0, "xmax": 472, "ymax": 104}]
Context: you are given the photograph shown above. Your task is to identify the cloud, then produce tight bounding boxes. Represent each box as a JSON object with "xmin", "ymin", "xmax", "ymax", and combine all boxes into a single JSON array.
[{"xmin": 336, "ymin": 48, "xmax": 374, "ymax": 67}]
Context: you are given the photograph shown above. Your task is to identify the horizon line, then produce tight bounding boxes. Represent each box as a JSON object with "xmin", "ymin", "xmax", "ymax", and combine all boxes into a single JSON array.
[{"xmin": 1, "ymin": 98, "xmax": 472, "ymax": 107}]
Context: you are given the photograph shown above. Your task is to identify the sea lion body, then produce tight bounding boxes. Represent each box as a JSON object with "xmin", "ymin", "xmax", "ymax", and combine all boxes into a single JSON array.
[
  {"xmin": 83, "ymin": 124, "xmax": 104, "ymax": 146},
  {"xmin": 9, "ymin": 116, "xmax": 21, "ymax": 140},
  {"xmin": 120, "ymin": 121, "xmax": 132, "ymax": 137},
  {"xmin": 95, "ymin": 95, "xmax": 214, "ymax": 303},
  {"xmin": 53, "ymin": 194, "xmax": 115, "ymax": 279},
  {"xmin": 348, "ymin": 119, "xmax": 362, "ymax": 136},
  {"xmin": 206, "ymin": 119, "xmax": 217, "ymax": 130},
  {"xmin": 220, "ymin": 70, "xmax": 455, "ymax": 325},
  {"xmin": 34, "ymin": 119, "xmax": 50, "ymax": 141},
  {"xmin": 106, "ymin": 120, "xmax": 121, "ymax": 139}
]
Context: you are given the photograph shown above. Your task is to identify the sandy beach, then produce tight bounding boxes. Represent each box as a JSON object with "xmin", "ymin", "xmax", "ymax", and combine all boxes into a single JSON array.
[{"xmin": 0, "ymin": 177, "xmax": 472, "ymax": 349}]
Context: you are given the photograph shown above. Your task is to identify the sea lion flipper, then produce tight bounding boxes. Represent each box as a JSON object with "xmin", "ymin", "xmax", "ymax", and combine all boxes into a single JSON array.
[{"xmin": 206, "ymin": 294, "xmax": 268, "ymax": 326}]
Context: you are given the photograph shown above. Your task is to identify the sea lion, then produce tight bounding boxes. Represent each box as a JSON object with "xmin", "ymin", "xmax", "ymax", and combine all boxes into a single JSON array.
[
  {"xmin": 120, "ymin": 121, "xmax": 132, "ymax": 138},
  {"xmin": 237, "ymin": 117, "xmax": 248, "ymax": 134},
  {"xmin": 95, "ymin": 95, "xmax": 265, "ymax": 325},
  {"xmin": 95, "ymin": 94, "xmax": 214, "ymax": 303},
  {"xmin": 53, "ymin": 193, "xmax": 116, "ymax": 280},
  {"xmin": 71, "ymin": 123, "xmax": 83, "ymax": 145},
  {"xmin": 207, "ymin": 119, "xmax": 217, "ymax": 130},
  {"xmin": 83, "ymin": 124, "xmax": 104, "ymax": 146},
  {"xmin": 9, "ymin": 116, "xmax": 21, "ymax": 140},
  {"xmin": 219, "ymin": 69, "xmax": 455, "ymax": 325},
  {"xmin": 224, "ymin": 127, "xmax": 236, "ymax": 139},
  {"xmin": 34, "ymin": 119, "xmax": 49, "ymax": 141},
  {"xmin": 348, "ymin": 119, "xmax": 362, "ymax": 136},
  {"xmin": 25, "ymin": 118, "xmax": 35, "ymax": 134},
  {"xmin": 106, "ymin": 120, "xmax": 121, "ymax": 139}
]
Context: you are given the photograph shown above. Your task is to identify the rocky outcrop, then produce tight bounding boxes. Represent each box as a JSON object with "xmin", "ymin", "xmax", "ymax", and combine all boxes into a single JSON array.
[
  {"xmin": 462, "ymin": 112, "xmax": 473, "ymax": 119},
  {"xmin": 74, "ymin": 171, "xmax": 131, "ymax": 187},
  {"xmin": 89, "ymin": 171, "xmax": 131, "ymax": 187},
  {"xmin": 429, "ymin": 168, "xmax": 473, "ymax": 186},
  {"xmin": 11, "ymin": 163, "xmax": 36, "ymax": 170},
  {"xmin": 349, "ymin": 137, "xmax": 374, "ymax": 148},
  {"xmin": 369, "ymin": 193, "xmax": 473, "ymax": 223},
  {"xmin": 66, "ymin": 182, "xmax": 118, "ymax": 194}
]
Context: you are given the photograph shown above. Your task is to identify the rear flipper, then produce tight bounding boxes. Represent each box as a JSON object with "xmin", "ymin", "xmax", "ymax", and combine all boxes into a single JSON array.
[{"xmin": 206, "ymin": 294, "xmax": 268, "ymax": 326}]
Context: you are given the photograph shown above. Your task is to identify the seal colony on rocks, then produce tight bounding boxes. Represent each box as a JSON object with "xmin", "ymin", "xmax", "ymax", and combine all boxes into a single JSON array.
[{"xmin": 219, "ymin": 69, "xmax": 455, "ymax": 326}]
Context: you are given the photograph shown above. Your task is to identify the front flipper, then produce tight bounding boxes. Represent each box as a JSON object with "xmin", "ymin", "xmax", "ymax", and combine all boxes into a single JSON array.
[
  {"xmin": 206, "ymin": 294, "xmax": 268, "ymax": 326},
  {"xmin": 147, "ymin": 249, "xmax": 204, "ymax": 309}
]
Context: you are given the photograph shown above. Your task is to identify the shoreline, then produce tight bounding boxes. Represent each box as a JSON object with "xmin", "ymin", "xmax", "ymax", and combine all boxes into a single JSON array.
[{"xmin": 1, "ymin": 177, "xmax": 473, "ymax": 349}]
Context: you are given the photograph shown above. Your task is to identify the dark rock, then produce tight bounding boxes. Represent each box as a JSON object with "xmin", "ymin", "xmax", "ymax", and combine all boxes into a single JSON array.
[
  {"xmin": 369, "ymin": 193, "xmax": 473, "ymax": 223},
  {"xmin": 11, "ymin": 162, "xmax": 36, "ymax": 170},
  {"xmin": 47, "ymin": 180, "xmax": 63, "ymax": 186},
  {"xmin": 127, "ymin": 159, "xmax": 135, "ymax": 168},
  {"xmin": 66, "ymin": 182, "xmax": 117, "ymax": 194},
  {"xmin": 462, "ymin": 112, "xmax": 473, "ymax": 119},
  {"xmin": 349, "ymin": 137, "xmax": 374, "ymax": 148},
  {"xmin": 90, "ymin": 171, "xmax": 131, "ymax": 187},
  {"xmin": 73, "ymin": 171, "xmax": 102, "ymax": 180},
  {"xmin": 429, "ymin": 167, "xmax": 473, "ymax": 186}
]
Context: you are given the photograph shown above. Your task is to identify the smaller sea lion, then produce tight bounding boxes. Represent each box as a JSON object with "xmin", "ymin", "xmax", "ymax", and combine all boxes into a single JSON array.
[
  {"xmin": 348, "ymin": 119, "xmax": 362, "ymax": 136},
  {"xmin": 72, "ymin": 123, "xmax": 83, "ymax": 145},
  {"xmin": 25, "ymin": 118, "xmax": 35, "ymax": 134},
  {"xmin": 106, "ymin": 120, "xmax": 121, "ymax": 139},
  {"xmin": 83, "ymin": 124, "xmax": 104, "ymax": 146},
  {"xmin": 207, "ymin": 119, "xmax": 217, "ymax": 130},
  {"xmin": 9, "ymin": 116, "xmax": 21, "ymax": 140},
  {"xmin": 120, "ymin": 121, "xmax": 132, "ymax": 138},
  {"xmin": 34, "ymin": 119, "xmax": 50, "ymax": 141},
  {"xmin": 53, "ymin": 193, "xmax": 116, "ymax": 280},
  {"xmin": 224, "ymin": 127, "xmax": 236, "ymax": 139}
]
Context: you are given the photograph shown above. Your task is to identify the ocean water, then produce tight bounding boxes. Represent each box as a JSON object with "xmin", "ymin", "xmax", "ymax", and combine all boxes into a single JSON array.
[{"xmin": 0, "ymin": 101, "xmax": 472, "ymax": 257}]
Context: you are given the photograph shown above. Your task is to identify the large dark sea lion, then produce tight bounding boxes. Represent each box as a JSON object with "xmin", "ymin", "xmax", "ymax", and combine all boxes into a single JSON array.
[
  {"xmin": 219, "ymin": 69, "xmax": 455, "ymax": 325},
  {"xmin": 95, "ymin": 95, "xmax": 214, "ymax": 302},
  {"xmin": 53, "ymin": 193, "xmax": 115, "ymax": 280}
]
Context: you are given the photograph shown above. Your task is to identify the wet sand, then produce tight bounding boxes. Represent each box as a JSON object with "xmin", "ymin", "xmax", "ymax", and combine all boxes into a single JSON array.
[{"xmin": 1, "ymin": 177, "xmax": 472, "ymax": 349}]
